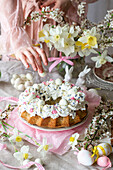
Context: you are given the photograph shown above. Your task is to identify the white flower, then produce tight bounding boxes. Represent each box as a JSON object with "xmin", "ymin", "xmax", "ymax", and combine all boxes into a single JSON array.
[
  {"xmin": 49, "ymin": 25, "xmax": 64, "ymax": 49},
  {"xmin": 77, "ymin": 27, "xmax": 100, "ymax": 56},
  {"xmin": 58, "ymin": 38, "xmax": 75, "ymax": 56},
  {"xmin": 13, "ymin": 145, "xmax": 32, "ymax": 164},
  {"xmin": 35, "ymin": 158, "xmax": 42, "ymax": 165},
  {"xmin": 9, "ymin": 128, "xmax": 24, "ymax": 146},
  {"xmin": 68, "ymin": 25, "xmax": 79, "ymax": 39},
  {"xmin": 68, "ymin": 133, "xmax": 79, "ymax": 149},
  {"xmin": 37, "ymin": 137, "xmax": 53, "ymax": 152},
  {"xmin": 91, "ymin": 50, "xmax": 113, "ymax": 68},
  {"xmin": 39, "ymin": 24, "xmax": 52, "ymax": 50}
]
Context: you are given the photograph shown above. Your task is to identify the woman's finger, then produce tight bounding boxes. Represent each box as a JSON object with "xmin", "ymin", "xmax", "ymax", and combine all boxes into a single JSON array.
[
  {"xmin": 52, "ymin": 1, "xmax": 61, "ymax": 9},
  {"xmin": 41, "ymin": 0, "xmax": 55, "ymax": 7},
  {"xmin": 17, "ymin": 53, "xmax": 29, "ymax": 68},
  {"xmin": 28, "ymin": 47, "xmax": 44, "ymax": 72},
  {"xmin": 34, "ymin": 47, "xmax": 48, "ymax": 66},
  {"xmin": 23, "ymin": 50, "xmax": 37, "ymax": 71}
]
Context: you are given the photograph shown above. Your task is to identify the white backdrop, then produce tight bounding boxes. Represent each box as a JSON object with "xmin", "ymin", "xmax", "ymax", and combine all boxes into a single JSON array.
[{"xmin": 87, "ymin": 0, "xmax": 113, "ymax": 23}]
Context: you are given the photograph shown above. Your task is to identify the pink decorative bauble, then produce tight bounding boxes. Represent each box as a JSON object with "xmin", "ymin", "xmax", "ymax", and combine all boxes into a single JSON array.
[{"xmin": 97, "ymin": 156, "xmax": 111, "ymax": 168}]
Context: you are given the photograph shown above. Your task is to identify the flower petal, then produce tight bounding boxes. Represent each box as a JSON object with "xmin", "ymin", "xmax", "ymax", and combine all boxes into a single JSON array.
[
  {"xmin": 13, "ymin": 152, "xmax": 23, "ymax": 162},
  {"xmin": 91, "ymin": 57, "xmax": 98, "ymax": 62},
  {"xmin": 13, "ymin": 128, "xmax": 18, "ymax": 136},
  {"xmin": 95, "ymin": 61, "xmax": 101, "ymax": 68},
  {"xmin": 105, "ymin": 56, "xmax": 113, "ymax": 62},
  {"xmin": 21, "ymin": 145, "xmax": 29, "ymax": 154},
  {"xmin": 37, "ymin": 145, "xmax": 43, "ymax": 152}
]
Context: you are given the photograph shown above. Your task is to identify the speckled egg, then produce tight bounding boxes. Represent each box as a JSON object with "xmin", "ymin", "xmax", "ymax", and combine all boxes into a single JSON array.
[
  {"xmin": 12, "ymin": 74, "xmax": 19, "ymax": 80},
  {"xmin": 20, "ymin": 74, "xmax": 26, "ymax": 80},
  {"xmin": 14, "ymin": 84, "xmax": 19, "ymax": 90},
  {"xmin": 26, "ymin": 73, "xmax": 33, "ymax": 81},
  {"xmin": 24, "ymin": 81, "xmax": 32, "ymax": 88},
  {"xmin": 77, "ymin": 149, "xmax": 95, "ymax": 166},
  {"xmin": 97, "ymin": 143, "xmax": 112, "ymax": 156},
  {"xmin": 97, "ymin": 156, "xmax": 111, "ymax": 168},
  {"xmin": 14, "ymin": 78, "xmax": 23, "ymax": 86},
  {"xmin": 17, "ymin": 84, "xmax": 25, "ymax": 91},
  {"xmin": 11, "ymin": 78, "xmax": 15, "ymax": 85}
]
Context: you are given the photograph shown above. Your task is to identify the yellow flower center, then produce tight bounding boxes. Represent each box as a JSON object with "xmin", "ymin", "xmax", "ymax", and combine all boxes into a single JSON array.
[
  {"xmin": 39, "ymin": 30, "xmax": 45, "ymax": 38},
  {"xmin": 23, "ymin": 153, "xmax": 29, "ymax": 160},
  {"xmin": 100, "ymin": 58, "xmax": 106, "ymax": 65},
  {"xmin": 68, "ymin": 33, "xmax": 71, "ymax": 38},
  {"xmin": 87, "ymin": 36, "xmax": 97, "ymax": 47},
  {"xmin": 74, "ymin": 45, "xmax": 79, "ymax": 51},
  {"xmin": 64, "ymin": 42, "xmax": 69, "ymax": 48},
  {"xmin": 75, "ymin": 41, "xmax": 87, "ymax": 50},
  {"xmin": 54, "ymin": 35, "xmax": 60, "ymax": 41},
  {"xmin": 43, "ymin": 145, "xmax": 49, "ymax": 151},
  {"xmin": 16, "ymin": 136, "xmax": 22, "ymax": 142},
  {"xmin": 69, "ymin": 137, "xmax": 75, "ymax": 142},
  {"xmin": 44, "ymin": 39, "xmax": 50, "ymax": 43}
]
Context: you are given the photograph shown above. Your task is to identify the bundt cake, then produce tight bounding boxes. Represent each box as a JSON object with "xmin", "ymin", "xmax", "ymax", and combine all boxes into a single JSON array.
[{"xmin": 18, "ymin": 78, "xmax": 88, "ymax": 128}]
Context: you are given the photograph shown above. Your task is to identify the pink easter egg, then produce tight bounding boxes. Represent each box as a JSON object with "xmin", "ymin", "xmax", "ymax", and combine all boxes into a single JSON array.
[{"xmin": 97, "ymin": 156, "xmax": 111, "ymax": 168}]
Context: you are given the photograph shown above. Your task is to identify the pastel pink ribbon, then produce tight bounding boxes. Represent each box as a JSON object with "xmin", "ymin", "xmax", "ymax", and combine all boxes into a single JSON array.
[
  {"xmin": 48, "ymin": 52, "xmax": 79, "ymax": 72},
  {"xmin": 0, "ymin": 160, "xmax": 45, "ymax": 170},
  {"xmin": 0, "ymin": 143, "xmax": 7, "ymax": 151},
  {"xmin": 0, "ymin": 97, "xmax": 19, "ymax": 103}
]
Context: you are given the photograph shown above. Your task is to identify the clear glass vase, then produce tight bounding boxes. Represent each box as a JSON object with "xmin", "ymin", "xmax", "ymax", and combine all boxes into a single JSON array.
[{"xmin": 56, "ymin": 57, "xmax": 86, "ymax": 79}]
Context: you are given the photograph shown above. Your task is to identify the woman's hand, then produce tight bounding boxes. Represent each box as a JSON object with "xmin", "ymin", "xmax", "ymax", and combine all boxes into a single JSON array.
[
  {"xmin": 41, "ymin": 0, "xmax": 71, "ymax": 13},
  {"xmin": 15, "ymin": 46, "xmax": 48, "ymax": 72}
]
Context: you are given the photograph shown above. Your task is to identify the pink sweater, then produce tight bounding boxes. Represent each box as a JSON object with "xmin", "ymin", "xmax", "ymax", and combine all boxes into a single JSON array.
[{"xmin": 0, "ymin": 0, "xmax": 97, "ymax": 59}]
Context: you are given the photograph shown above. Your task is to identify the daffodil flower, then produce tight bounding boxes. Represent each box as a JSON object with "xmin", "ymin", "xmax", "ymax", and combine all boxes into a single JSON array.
[
  {"xmin": 13, "ymin": 145, "xmax": 32, "ymax": 164},
  {"xmin": 91, "ymin": 50, "xmax": 113, "ymax": 68},
  {"xmin": 58, "ymin": 38, "xmax": 75, "ymax": 56},
  {"xmin": 77, "ymin": 27, "xmax": 100, "ymax": 56},
  {"xmin": 37, "ymin": 137, "xmax": 53, "ymax": 152},
  {"xmin": 9, "ymin": 128, "xmax": 24, "ymax": 146},
  {"xmin": 68, "ymin": 133, "xmax": 79, "ymax": 149},
  {"xmin": 39, "ymin": 24, "xmax": 52, "ymax": 50}
]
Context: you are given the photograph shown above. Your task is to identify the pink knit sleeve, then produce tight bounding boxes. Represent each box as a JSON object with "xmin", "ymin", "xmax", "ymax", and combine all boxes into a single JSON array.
[
  {"xmin": 66, "ymin": 0, "xmax": 87, "ymax": 24},
  {"xmin": 0, "ymin": 0, "xmax": 32, "ymax": 55},
  {"xmin": 87, "ymin": 0, "xmax": 98, "ymax": 3},
  {"xmin": 66, "ymin": 0, "xmax": 98, "ymax": 23}
]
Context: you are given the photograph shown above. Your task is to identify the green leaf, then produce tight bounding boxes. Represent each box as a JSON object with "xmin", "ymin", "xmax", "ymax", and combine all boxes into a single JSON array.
[
  {"xmin": 0, "ymin": 71, "xmax": 1, "ymax": 78},
  {"xmin": 108, "ymin": 23, "xmax": 110, "ymax": 27},
  {"xmin": 78, "ymin": 147, "xmax": 81, "ymax": 151},
  {"xmin": 85, "ymin": 143, "xmax": 88, "ymax": 149}
]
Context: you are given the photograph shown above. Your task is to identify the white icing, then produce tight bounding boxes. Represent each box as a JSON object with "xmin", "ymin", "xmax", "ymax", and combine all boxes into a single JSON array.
[
  {"xmin": 59, "ymin": 99, "xmax": 68, "ymax": 106},
  {"xmin": 55, "ymin": 78, "xmax": 62, "ymax": 85},
  {"xmin": 18, "ymin": 79, "xmax": 87, "ymax": 119}
]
